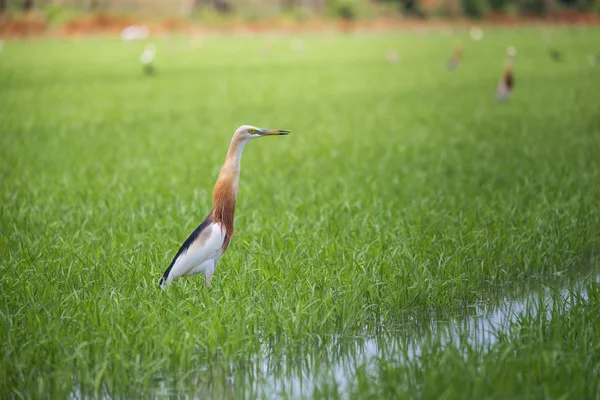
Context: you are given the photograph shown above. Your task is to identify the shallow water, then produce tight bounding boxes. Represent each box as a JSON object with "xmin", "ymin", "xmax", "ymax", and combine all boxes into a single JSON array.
[
  {"xmin": 240, "ymin": 274, "xmax": 599, "ymax": 399},
  {"xmin": 70, "ymin": 274, "xmax": 598, "ymax": 399}
]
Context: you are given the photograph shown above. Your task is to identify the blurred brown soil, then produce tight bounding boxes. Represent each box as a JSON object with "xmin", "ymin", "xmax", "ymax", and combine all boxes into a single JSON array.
[
  {"xmin": 0, "ymin": 12, "xmax": 47, "ymax": 36},
  {"xmin": 0, "ymin": 11, "xmax": 598, "ymax": 38},
  {"xmin": 61, "ymin": 13, "xmax": 137, "ymax": 36}
]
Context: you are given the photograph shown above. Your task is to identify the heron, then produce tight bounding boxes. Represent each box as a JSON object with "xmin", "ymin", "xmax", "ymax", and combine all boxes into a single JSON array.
[
  {"xmin": 158, "ymin": 125, "xmax": 291, "ymax": 289},
  {"xmin": 496, "ymin": 46, "xmax": 516, "ymax": 102},
  {"xmin": 447, "ymin": 44, "xmax": 462, "ymax": 71}
]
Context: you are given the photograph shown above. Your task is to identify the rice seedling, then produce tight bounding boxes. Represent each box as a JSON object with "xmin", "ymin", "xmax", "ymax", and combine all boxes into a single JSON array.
[{"xmin": 1, "ymin": 27, "xmax": 599, "ymax": 397}]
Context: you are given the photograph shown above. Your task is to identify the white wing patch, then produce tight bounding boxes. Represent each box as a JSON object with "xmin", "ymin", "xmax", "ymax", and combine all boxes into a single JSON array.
[{"xmin": 164, "ymin": 223, "xmax": 226, "ymax": 284}]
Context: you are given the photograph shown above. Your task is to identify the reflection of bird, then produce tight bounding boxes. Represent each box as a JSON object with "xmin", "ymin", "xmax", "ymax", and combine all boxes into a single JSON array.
[
  {"xmin": 447, "ymin": 44, "xmax": 462, "ymax": 70},
  {"xmin": 549, "ymin": 49, "xmax": 562, "ymax": 62},
  {"xmin": 497, "ymin": 46, "xmax": 516, "ymax": 102},
  {"xmin": 159, "ymin": 125, "xmax": 291, "ymax": 288},
  {"xmin": 140, "ymin": 44, "xmax": 156, "ymax": 75}
]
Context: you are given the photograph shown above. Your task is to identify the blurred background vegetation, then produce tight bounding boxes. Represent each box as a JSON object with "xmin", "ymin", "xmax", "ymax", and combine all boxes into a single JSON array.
[{"xmin": 0, "ymin": 0, "xmax": 599, "ymax": 29}]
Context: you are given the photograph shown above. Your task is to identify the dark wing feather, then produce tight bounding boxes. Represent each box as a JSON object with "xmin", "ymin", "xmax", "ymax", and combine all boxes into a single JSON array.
[{"xmin": 159, "ymin": 211, "xmax": 213, "ymax": 285}]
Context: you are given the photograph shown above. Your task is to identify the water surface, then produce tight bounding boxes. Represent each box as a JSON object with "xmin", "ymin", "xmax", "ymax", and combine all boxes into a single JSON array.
[{"xmin": 71, "ymin": 273, "xmax": 598, "ymax": 399}]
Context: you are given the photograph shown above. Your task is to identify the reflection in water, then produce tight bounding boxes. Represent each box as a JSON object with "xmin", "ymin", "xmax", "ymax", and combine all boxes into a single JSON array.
[
  {"xmin": 248, "ymin": 274, "xmax": 597, "ymax": 399},
  {"xmin": 71, "ymin": 275, "xmax": 597, "ymax": 399}
]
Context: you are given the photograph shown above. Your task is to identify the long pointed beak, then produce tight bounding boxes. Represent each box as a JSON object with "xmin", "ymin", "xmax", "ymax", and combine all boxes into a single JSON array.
[{"xmin": 259, "ymin": 128, "xmax": 291, "ymax": 136}]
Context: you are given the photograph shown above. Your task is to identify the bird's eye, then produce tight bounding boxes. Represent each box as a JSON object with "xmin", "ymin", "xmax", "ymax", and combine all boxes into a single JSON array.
[{"xmin": 249, "ymin": 129, "xmax": 257, "ymax": 134}]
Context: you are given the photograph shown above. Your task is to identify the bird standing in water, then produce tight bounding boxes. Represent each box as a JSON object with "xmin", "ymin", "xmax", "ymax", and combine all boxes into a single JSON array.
[
  {"xmin": 496, "ymin": 46, "xmax": 516, "ymax": 101},
  {"xmin": 159, "ymin": 125, "xmax": 291, "ymax": 288}
]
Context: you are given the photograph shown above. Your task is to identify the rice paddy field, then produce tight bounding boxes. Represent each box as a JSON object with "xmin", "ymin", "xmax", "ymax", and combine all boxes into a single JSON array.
[{"xmin": 1, "ymin": 26, "xmax": 600, "ymax": 398}]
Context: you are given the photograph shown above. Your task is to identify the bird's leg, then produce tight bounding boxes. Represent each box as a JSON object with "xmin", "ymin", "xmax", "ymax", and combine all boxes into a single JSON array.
[
  {"xmin": 204, "ymin": 272, "xmax": 213, "ymax": 289},
  {"xmin": 204, "ymin": 260, "xmax": 216, "ymax": 289}
]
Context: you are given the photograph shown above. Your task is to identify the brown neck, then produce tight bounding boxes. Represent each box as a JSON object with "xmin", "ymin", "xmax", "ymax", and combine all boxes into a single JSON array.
[
  {"xmin": 212, "ymin": 136, "xmax": 247, "ymax": 238},
  {"xmin": 504, "ymin": 57, "xmax": 514, "ymax": 72},
  {"xmin": 453, "ymin": 47, "xmax": 462, "ymax": 60}
]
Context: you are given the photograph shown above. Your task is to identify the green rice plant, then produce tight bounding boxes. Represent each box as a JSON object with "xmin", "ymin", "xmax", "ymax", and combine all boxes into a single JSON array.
[{"xmin": 0, "ymin": 27, "xmax": 599, "ymax": 397}]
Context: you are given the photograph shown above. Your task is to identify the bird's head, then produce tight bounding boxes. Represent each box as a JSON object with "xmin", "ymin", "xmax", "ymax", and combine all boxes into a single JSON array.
[
  {"xmin": 507, "ymin": 45, "xmax": 517, "ymax": 59},
  {"xmin": 234, "ymin": 125, "xmax": 291, "ymax": 142}
]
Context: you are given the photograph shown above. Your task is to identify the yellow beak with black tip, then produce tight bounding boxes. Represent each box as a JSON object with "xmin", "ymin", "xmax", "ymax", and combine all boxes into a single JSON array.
[{"xmin": 259, "ymin": 128, "xmax": 291, "ymax": 136}]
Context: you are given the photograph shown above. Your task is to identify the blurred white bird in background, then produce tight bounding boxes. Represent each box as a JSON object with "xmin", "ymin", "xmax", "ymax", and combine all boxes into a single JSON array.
[
  {"xmin": 140, "ymin": 44, "xmax": 156, "ymax": 75},
  {"xmin": 121, "ymin": 25, "xmax": 149, "ymax": 41},
  {"xmin": 469, "ymin": 26, "xmax": 484, "ymax": 41}
]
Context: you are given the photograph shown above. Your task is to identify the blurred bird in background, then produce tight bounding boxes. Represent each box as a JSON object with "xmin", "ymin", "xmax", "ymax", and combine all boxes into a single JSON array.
[
  {"xmin": 159, "ymin": 125, "xmax": 291, "ymax": 289},
  {"xmin": 497, "ymin": 46, "xmax": 516, "ymax": 101},
  {"xmin": 447, "ymin": 44, "xmax": 462, "ymax": 70},
  {"xmin": 140, "ymin": 44, "xmax": 156, "ymax": 75},
  {"xmin": 121, "ymin": 25, "xmax": 149, "ymax": 41},
  {"xmin": 469, "ymin": 26, "xmax": 484, "ymax": 41}
]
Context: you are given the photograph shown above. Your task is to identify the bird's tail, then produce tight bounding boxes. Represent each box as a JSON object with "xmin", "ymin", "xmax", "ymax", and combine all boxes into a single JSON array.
[{"xmin": 158, "ymin": 275, "xmax": 168, "ymax": 290}]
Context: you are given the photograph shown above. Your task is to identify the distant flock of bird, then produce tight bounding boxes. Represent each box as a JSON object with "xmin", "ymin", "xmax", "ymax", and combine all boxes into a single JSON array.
[
  {"xmin": 137, "ymin": 40, "xmax": 518, "ymax": 102},
  {"xmin": 135, "ymin": 30, "xmax": 599, "ymax": 109},
  {"xmin": 446, "ymin": 43, "xmax": 515, "ymax": 101}
]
